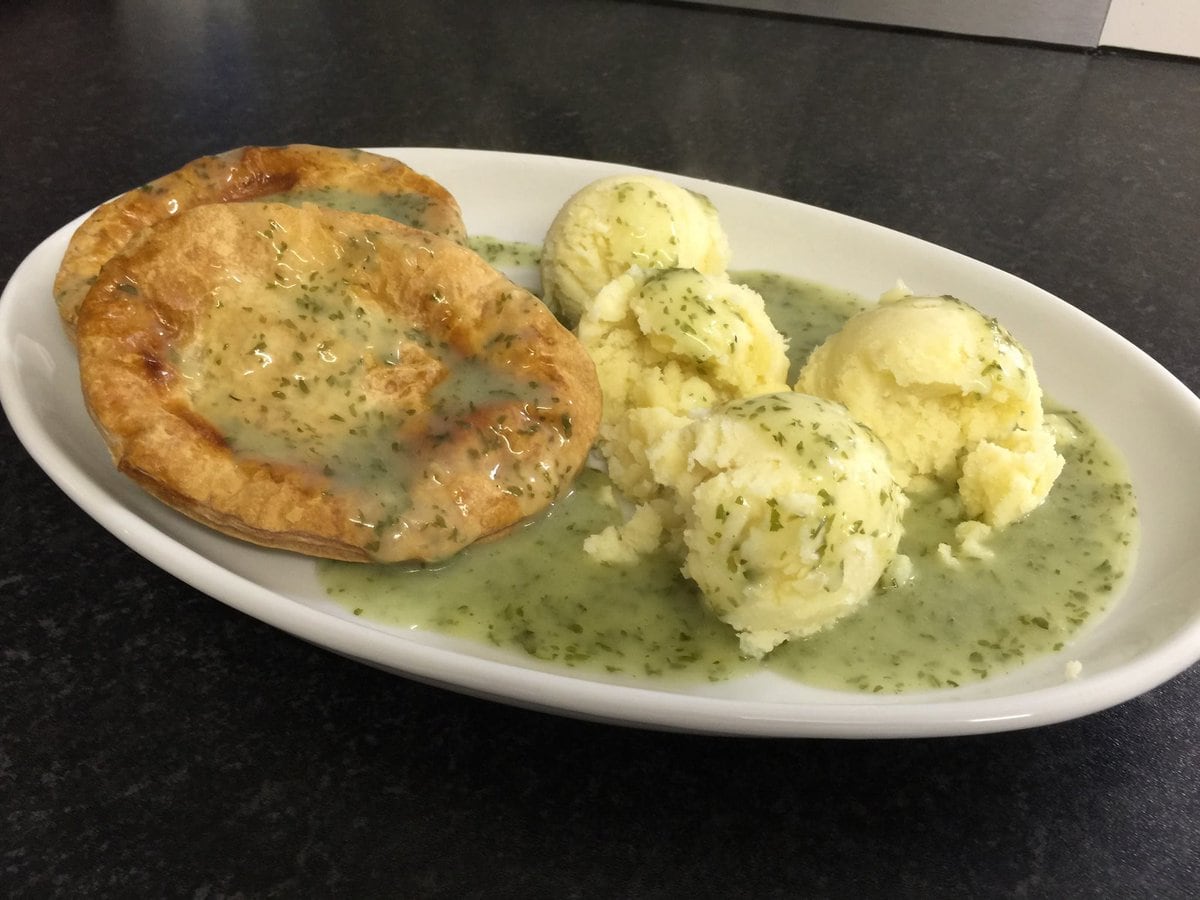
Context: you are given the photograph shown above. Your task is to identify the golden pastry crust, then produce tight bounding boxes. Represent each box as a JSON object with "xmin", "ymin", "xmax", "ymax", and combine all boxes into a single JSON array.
[
  {"xmin": 55, "ymin": 145, "xmax": 466, "ymax": 338},
  {"xmin": 75, "ymin": 202, "xmax": 601, "ymax": 563}
]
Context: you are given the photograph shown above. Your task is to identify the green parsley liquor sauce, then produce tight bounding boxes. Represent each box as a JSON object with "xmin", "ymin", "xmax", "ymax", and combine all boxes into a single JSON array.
[
  {"xmin": 467, "ymin": 235, "xmax": 542, "ymax": 268},
  {"xmin": 257, "ymin": 187, "xmax": 453, "ymax": 237},
  {"xmin": 318, "ymin": 264, "xmax": 1138, "ymax": 693}
]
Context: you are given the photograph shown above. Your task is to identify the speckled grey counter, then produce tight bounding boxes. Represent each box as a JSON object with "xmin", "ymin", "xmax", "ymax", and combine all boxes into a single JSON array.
[{"xmin": 2, "ymin": 1, "xmax": 1198, "ymax": 896}]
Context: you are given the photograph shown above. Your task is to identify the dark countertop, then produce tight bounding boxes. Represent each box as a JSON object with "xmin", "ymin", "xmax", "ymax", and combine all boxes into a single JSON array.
[{"xmin": 2, "ymin": 1, "xmax": 1198, "ymax": 896}]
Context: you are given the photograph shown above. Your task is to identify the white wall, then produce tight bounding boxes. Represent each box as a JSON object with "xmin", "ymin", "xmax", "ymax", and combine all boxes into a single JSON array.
[{"xmin": 1101, "ymin": 0, "xmax": 1200, "ymax": 58}]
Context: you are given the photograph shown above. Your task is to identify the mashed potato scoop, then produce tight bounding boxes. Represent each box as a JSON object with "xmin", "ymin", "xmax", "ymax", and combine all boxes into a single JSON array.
[
  {"xmin": 541, "ymin": 174, "xmax": 731, "ymax": 324},
  {"xmin": 797, "ymin": 288, "xmax": 1063, "ymax": 527},
  {"xmin": 579, "ymin": 266, "xmax": 790, "ymax": 423},
  {"xmin": 650, "ymin": 392, "xmax": 907, "ymax": 658}
]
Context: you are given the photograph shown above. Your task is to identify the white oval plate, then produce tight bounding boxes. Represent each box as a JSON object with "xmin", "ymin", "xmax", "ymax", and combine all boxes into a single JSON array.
[{"xmin": 4, "ymin": 148, "xmax": 1200, "ymax": 738}]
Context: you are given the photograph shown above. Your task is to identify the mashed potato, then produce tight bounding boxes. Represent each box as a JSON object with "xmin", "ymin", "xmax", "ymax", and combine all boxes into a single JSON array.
[
  {"xmin": 576, "ymin": 266, "xmax": 789, "ymax": 505},
  {"xmin": 642, "ymin": 392, "xmax": 907, "ymax": 658},
  {"xmin": 796, "ymin": 287, "xmax": 1063, "ymax": 527},
  {"xmin": 541, "ymin": 174, "xmax": 731, "ymax": 324},
  {"xmin": 579, "ymin": 267, "xmax": 789, "ymax": 423},
  {"xmin": 595, "ymin": 406, "xmax": 694, "ymax": 506},
  {"xmin": 958, "ymin": 425, "xmax": 1064, "ymax": 526},
  {"xmin": 557, "ymin": 172, "xmax": 1068, "ymax": 655}
]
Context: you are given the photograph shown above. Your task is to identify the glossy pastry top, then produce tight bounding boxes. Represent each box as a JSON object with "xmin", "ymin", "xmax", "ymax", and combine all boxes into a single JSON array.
[
  {"xmin": 54, "ymin": 144, "xmax": 466, "ymax": 338},
  {"xmin": 74, "ymin": 201, "xmax": 600, "ymax": 562}
]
